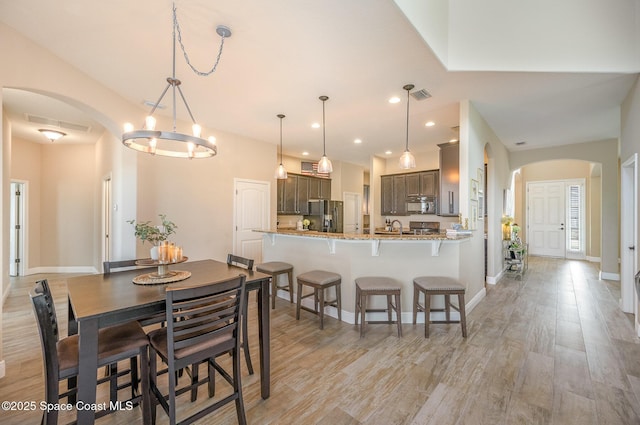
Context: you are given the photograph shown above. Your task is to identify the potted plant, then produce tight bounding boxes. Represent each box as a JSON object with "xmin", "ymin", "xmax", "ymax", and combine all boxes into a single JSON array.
[{"xmin": 127, "ymin": 214, "xmax": 177, "ymax": 259}]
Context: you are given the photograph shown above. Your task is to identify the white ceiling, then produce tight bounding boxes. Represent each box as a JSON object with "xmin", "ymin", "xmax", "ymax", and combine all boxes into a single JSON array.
[{"xmin": 0, "ymin": 0, "xmax": 637, "ymax": 167}]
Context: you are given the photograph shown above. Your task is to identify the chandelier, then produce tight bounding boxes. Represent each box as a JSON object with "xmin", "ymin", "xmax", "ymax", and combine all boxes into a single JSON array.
[
  {"xmin": 399, "ymin": 84, "xmax": 416, "ymax": 169},
  {"xmin": 122, "ymin": 3, "xmax": 231, "ymax": 159}
]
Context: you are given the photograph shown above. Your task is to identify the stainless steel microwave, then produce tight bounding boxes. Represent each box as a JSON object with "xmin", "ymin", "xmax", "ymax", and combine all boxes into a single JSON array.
[{"xmin": 406, "ymin": 196, "xmax": 436, "ymax": 214}]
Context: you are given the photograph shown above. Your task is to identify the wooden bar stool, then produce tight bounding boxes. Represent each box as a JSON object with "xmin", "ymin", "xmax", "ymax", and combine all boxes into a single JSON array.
[
  {"xmin": 296, "ymin": 270, "xmax": 342, "ymax": 329},
  {"xmin": 413, "ymin": 276, "xmax": 467, "ymax": 338},
  {"xmin": 256, "ymin": 261, "xmax": 294, "ymax": 309},
  {"xmin": 355, "ymin": 277, "xmax": 403, "ymax": 337}
]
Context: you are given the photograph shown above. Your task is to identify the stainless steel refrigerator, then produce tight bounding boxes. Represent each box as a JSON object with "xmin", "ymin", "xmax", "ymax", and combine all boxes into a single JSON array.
[{"xmin": 305, "ymin": 200, "xmax": 343, "ymax": 233}]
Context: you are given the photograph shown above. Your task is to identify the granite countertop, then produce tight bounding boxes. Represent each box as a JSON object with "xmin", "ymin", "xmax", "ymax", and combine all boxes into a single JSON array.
[{"xmin": 258, "ymin": 229, "xmax": 471, "ymax": 241}]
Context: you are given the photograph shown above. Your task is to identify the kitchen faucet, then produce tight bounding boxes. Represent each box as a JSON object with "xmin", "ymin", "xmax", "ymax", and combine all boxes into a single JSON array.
[{"xmin": 390, "ymin": 219, "xmax": 403, "ymax": 234}]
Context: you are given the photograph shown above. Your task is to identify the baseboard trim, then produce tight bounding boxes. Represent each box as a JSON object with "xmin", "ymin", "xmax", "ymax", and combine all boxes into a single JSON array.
[
  {"xmin": 26, "ymin": 266, "xmax": 98, "ymax": 275},
  {"xmin": 586, "ymin": 256, "xmax": 601, "ymax": 263},
  {"xmin": 600, "ymin": 271, "xmax": 620, "ymax": 281},
  {"xmin": 0, "ymin": 360, "xmax": 5, "ymax": 379},
  {"xmin": 486, "ymin": 270, "xmax": 503, "ymax": 285}
]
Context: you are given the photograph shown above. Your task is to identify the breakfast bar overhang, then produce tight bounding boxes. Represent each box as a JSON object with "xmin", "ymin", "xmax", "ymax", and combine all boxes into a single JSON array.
[{"xmin": 258, "ymin": 230, "xmax": 481, "ymax": 325}]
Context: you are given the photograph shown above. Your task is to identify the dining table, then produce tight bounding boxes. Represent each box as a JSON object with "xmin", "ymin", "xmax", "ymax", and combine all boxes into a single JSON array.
[{"xmin": 66, "ymin": 258, "xmax": 271, "ymax": 425}]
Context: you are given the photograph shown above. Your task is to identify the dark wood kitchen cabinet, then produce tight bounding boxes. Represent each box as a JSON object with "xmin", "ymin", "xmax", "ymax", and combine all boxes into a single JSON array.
[
  {"xmin": 381, "ymin": 174, "xmax": 406, "ymax": 215},
  {"xmin": 278, "ymin": 174, "xmax": 330, "ymax": 214},
  {"xmin": 420, "ymin": 170, "xmax": 438, "ymax": 197},
  {"xmin": 308, "ymin": 177, "xmax": 331, "ymax": 199}
]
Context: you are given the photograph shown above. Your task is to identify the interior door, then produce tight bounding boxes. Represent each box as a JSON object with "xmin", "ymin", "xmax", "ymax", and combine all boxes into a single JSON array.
[
  {"xmin": 343, "ymin": 192, "xmax": 361, "ymax": 233},
  {"xmin": 234, "ymin": 179, "xmax": 270, "ymax": 264},
  {"xmin": 621, "ymin": 155, "xmax": 637, "ymax": 317},
  {"xmin": 527, "ymin": 181, "xmax": 566, "ymax": 257},
  {"xmin": 9, "ymin": 181, "xmax": 25, "ymax": 276}
]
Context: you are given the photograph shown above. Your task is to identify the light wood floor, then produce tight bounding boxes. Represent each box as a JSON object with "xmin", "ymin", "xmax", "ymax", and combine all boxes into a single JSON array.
[{"xmin": 2, "ymin": 257, "xmax": 640, "ymax": 424}]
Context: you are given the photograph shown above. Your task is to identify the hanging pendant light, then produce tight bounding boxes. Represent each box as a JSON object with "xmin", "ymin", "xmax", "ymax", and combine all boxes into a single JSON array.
[
  {"xmin": 399, "ymin": 84, "xmax": 416, "ymax": 169},
  {"xmin": 275, "ymin": 114, "xmax": 288, "ymax": 179},
  {"xmin": 122, "ymin": 3, "xmax": 231, "ymax": 159},
  {"xmin": 317, "ymin": 95, "xmax": 333, "ymax": 174}
]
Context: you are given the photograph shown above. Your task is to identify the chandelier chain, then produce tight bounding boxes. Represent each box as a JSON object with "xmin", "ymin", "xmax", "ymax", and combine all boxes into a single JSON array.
[{"xmin": 173, "ymin": 4, "xmax": 228, "ymax": 77}]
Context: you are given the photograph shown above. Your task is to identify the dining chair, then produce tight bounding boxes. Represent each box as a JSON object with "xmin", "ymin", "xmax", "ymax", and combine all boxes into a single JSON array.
[
  {"xmin": 30, "ymin": 279, "xmax": 150, "ymax": 425},
  {"xmin": 226, "ymin": 253, "xmax": 255, "ymax": 375},
  {"xmin": 103, "ymin": 259, "xmax": 140, "ymax": 274},
  {"xmin": 104, "ymin": 259, "xmax": 166, "ymax": 328},
  {"xmin": 147, "ymin": 274, "xmax": 247, "ymax": 425}
]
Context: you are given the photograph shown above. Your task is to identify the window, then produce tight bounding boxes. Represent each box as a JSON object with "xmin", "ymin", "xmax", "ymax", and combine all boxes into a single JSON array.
[{"xmin": 566, "ymin": 183, "xmax": 584, "ymax": 257}]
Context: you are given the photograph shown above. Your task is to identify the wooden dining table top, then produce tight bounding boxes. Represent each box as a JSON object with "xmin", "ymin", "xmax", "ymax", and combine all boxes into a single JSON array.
[{"xmin": 67, "ymin": 258, "xmax": 270, "ymax": 324}]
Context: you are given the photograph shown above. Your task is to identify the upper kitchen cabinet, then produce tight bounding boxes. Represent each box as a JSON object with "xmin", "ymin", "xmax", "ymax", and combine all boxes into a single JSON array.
[
  {"xmin": 405, "ymin": 173, "xmax": 420, "ymax": 197},
  {"xmin": 381, "ymin": 174, "xmax": 407, "ymax": 215},
  {"xmin": 308, "ymin": 177, "xmax": 331, "ymax": 200},
  {"xmin": 277, "ymin": 173, "xmax": 330, "ymax": 215},
  {"xmin": 420, "ymin": 170, "xmax": 438, "ymax": 197},
  {"xmin": 438, "ymin": 141, "xmax": 459, "ymax": 216}
]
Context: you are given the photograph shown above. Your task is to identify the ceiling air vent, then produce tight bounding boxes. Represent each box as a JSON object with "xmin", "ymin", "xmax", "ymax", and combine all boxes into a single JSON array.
[
  {"xmin": 410, "ymin": 88, "xmax": 431, "ymax": 101},
  {"xmin": 25, "ymin": 114, "xmax": 92, "ymax": 133}
]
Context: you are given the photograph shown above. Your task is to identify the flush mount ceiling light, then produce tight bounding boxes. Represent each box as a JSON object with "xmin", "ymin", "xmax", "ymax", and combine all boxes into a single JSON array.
[
  {"xmin": 399, "ymin": 84, "xmax": 416, "ymax": 169},
  {"xmin": 275, "ymin": 114, "xmax": 288, "ymax": 180},
  {"xmin": 39, "ymin": 129, "xmax": 66, "ymax": 142},
  {"xmin": 317, "ymin": 95, "xmax": 333, "ymax": 174},
  {"xmin": 122, "ymin": 2, "xmax": 231, "ymax": 159}
]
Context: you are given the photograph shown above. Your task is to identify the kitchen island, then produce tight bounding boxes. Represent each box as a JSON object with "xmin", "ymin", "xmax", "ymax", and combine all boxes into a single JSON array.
[{"xmin": 258, "ymin": 229, "xmax": 483, "ymax": 325}]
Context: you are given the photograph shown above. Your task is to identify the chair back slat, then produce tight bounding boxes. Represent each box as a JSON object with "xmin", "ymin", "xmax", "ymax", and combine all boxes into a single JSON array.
[
  {"xmin": 165, "ymin": 274, "xmax": 246, "ymax": 368},
  {"xmin": 29, "ymin": 280, "xmax": 62, "ymax": 406},
  {"xmin": 103, "ymin": 259, "xmax": 141, "ymax": 274},
  {"xmin": 226, "ymin": 254, "xmax": 254, "ymax": 270}
]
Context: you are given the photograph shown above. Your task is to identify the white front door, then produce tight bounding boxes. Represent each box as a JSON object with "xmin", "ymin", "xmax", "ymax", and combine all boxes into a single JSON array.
[
  {"xmin": 527, "ymin": 181, "xmax": 566, "ymax": 257},
  {"xmin": 234, "ymin": 179, "xmax": 270, "ymax": 264},
  {"xmin": 343, "ymin": 192, "xmax": 361, "ymax": 234}
]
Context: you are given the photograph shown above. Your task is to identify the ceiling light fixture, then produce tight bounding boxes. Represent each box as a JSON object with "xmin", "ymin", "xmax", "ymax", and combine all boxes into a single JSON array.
[
  {"xmin": 275, "ymin": 114, "xmax": 288, "ymax": 180},
  {"xmin": 122, "ymin": 2, "xmax": 230, "ymax": 159},
  {"xmin": 399, "ymin": 84, "xmax": 416, "ymax": 169},
  {"xmin": 317, "ymin": 95, "xmax": 333, "ymax": 174},
  {"xmin": 39, "ymin": 129, "xmax": 66, "ymax": 142},
  {"xmin": 425, "ymin": 121, "xmax": 435, "ymax": 127}
]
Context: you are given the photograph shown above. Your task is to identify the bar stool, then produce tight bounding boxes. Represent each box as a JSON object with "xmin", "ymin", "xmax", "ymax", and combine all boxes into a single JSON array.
[
  {"xmin": 256, "ymin": 261, "xmax": 294, "ymax": 309},
  {"xmin": 296, "ymin": 270, "xmax": 342, "ymax": 329},
  {"xmin": 354, "ymin": 277, "xmax": 403, "ymax": 337},
  {"xmin": 413, "ymin": 276, "xmax": 467, "ymax": 338}
]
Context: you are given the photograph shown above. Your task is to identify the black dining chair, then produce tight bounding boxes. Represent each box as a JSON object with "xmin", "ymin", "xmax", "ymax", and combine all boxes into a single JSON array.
[
  {"xmin": 147, "ymin": 274, "xmax": 247, "ymax": 425},
  {"xmin": 226, "ymin": 254, "xmax": 255, "ymax": 375},
  {"xmin": 30, "ymin": 279, "xmax": 150, "ymax": 425},
  {"xmin": 104, "ymin": 259, "xmax": 167, "ymax": 327}
]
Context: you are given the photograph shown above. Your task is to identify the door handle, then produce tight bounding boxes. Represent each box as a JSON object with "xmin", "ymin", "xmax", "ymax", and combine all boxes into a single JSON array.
[{"xmin": 630, "ymin": 246, "xmax": 636, "ymax": 250}]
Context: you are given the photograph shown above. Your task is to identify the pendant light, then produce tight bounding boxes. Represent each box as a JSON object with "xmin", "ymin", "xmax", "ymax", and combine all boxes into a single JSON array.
[
  {"xmin": 275, "ymin": 114, "xmax": 288, "ymax": 179},
  {"xmin": 399, "ymin": 84, "xmax": 416, "ymax": 169},
  {"xmin": 317, "ymin": 95, "xmax": 333, "ymax": 174}
]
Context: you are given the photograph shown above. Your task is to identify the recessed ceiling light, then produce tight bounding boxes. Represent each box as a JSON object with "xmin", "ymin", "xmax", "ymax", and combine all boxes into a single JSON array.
[
  {"xmin": 302, "ymin": 151, "xmax": 309, "ymax": 156},
  {"xmin": 385, "ymin": 150, "xmax": 392, "ymax": 155},
  {"xmin": 354, "ymin": 138, "xmax": 362, "ymax": 144},
  {"xmin": 515, "ymin": 141, "xmax": 526, "ymax": 146},
  {"xmin": 425, "ymin": 121, "xmax": 435, "ymax": 127},
  {"xmin": 311, "ymin": 123, "xmax": 320, "ymax": 129},
  {"xmin": 388, "ymin": 97, "xmax": 401, "ymax": 104}
]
